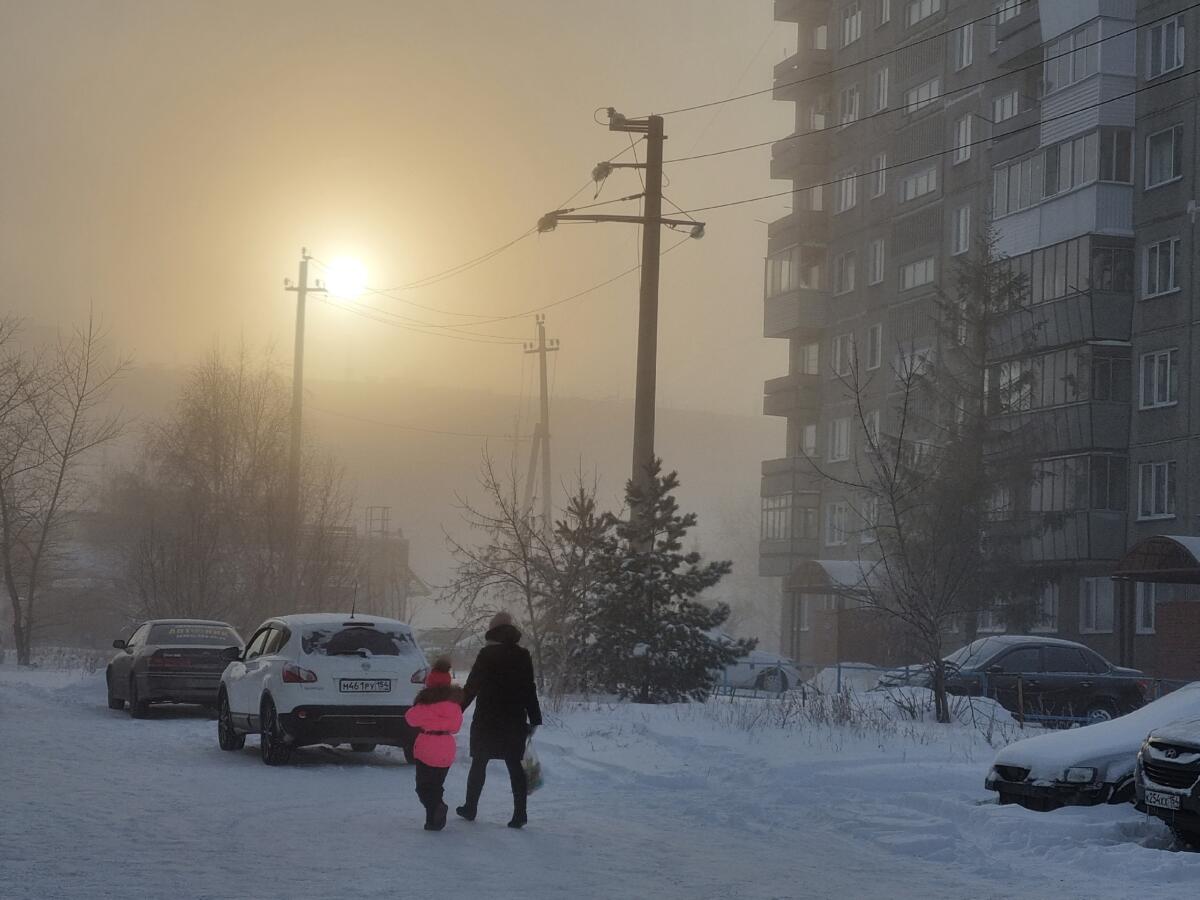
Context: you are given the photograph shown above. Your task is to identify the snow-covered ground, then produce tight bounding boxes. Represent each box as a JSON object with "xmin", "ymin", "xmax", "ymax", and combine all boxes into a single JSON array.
[{"xmin": 2, "ymin": 665, "xmax": 1198, "ymax": 899}]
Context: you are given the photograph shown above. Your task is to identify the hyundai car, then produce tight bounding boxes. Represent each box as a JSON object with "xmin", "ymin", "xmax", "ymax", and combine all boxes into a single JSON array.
[
  {"xmin": 106, "ymin": 619, "xmax": 243, "ymax": 717},
  {"xmin": 216, "ymin": 613, "xmax": 428, "ymax": 765},
  {"xmin": 1136, "ymin": 706, "xmax": 1200, "ymax": 847}
]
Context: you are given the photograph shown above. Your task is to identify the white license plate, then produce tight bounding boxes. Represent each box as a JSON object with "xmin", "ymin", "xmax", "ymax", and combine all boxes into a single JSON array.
[
  {"xmin": 338, "ymin": 679, "xmax": 392, "ymax": 693},
  {"xmin": 1146, "ymin": 790, "xmax": 1181, "ymax": 811}
]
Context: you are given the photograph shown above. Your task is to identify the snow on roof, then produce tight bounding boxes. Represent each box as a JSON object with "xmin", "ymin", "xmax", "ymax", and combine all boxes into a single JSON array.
[
  {"xmin": 144, "ymin": 618, "xmax": 235, "ymax": 626},
  {"xmin": 995, "ymin": 682, "xmax": 1200, "ymax": 780},
  {"xmin": 1162, "ymin": 535, "xmax": 1200, "ymax": 561},
  {"xmin": 272, "ymin": 612, "xmax": 413, "ymax": 630},
  {"xmin": 815, "ymin": 559, "xmax": 878, "ymax": 589}
]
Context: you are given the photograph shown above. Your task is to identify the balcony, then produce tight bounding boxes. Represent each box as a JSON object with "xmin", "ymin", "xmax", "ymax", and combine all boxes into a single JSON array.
[
  {"xmin": 761, "ymin": 456, "xmax": 823, "ymax": 496},
  {"xmin": 766, "ymin": 208, "xmax": 827, "ymax": 254},
  {"xmin": 770, "ymin": 132, "xmax": 829, "ymax": 181},
  {"xmin": 990, "ymin": 400, "xmax": 1131, "ymax": 455},
  {"xmin": 989, "ymin": 290, "xmax": 1133, "ymax": 357},
  {"xmin": 763, "ymin": 372, "xmax": 820, "ymax": 417},
  {"xmin": 773, "ymin": 48, "xmax": 832, "ymax": 102},
  {"xmin": 992, "ymin": 511, "xmax": 1128, "ymax": 563},
  {"xmin": 764, "ymin": 287, "xmax": 827, "ymax": 339}
]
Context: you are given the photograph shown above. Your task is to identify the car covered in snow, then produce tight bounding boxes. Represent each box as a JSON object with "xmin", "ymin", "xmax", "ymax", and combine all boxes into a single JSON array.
[
  {"xmin": 106, "ymin": 619, "xmax": 243, "ymax": 717},
  {"xmin": 713, "ymin": 633, "xmax": 802, "ymax": 693},
  {"xmin": 216, "ymin": 613, "xmax": 429, "ymax": 765},
  {"xmin": 1135, "ymin": 710, "xmax": 1200, "ymax": 847},
  {"xmin": 986, "ymin": 682, "xmax": 1200, "ymax": 812},
  {"xmin": 877, "ymin": 635, "xmax": 1146, "ymax": 724}
]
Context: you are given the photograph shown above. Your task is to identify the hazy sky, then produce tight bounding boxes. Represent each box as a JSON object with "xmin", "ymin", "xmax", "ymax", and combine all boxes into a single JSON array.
[{"xmin": 1, "ymin": 0, "xmax": 792, "ymax": 416}]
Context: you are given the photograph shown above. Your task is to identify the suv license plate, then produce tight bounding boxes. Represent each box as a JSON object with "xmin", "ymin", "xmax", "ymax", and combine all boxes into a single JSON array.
[
  {"xmin": 339, "ymin": 679, "xmax": 392, "ymax": 693},
  {"xmin": 1146, "ymin": 790, "xmax": 1181, "ymax": 811}
]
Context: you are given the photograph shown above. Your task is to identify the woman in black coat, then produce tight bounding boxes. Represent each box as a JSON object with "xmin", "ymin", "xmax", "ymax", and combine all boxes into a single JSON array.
[{"xmin": 456, "ymin": 611, "xmax": 542, "ymax": 828}]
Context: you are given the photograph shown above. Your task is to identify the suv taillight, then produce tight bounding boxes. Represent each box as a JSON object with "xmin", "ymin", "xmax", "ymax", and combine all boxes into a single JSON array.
[
  {"xmin": 1137, "ymin": 679, "xmax": 1151, "ymax": 700},
  {"xmin": 411, "ymin": 668, "xmax": 429, "ymax": 684},
  {"xmin": 282, "ymin": 662, "xmax": 318, "ymax": 684}
]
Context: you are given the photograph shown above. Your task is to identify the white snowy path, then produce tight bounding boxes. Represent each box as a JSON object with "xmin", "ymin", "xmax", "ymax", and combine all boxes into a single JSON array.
[{"xmin": 1, "ymin": 667, "xmax": 1197, "ymax": 899}]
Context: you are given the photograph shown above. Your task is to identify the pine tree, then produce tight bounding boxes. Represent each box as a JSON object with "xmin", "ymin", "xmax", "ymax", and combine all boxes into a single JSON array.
[{"xmin": 575, "ymin": 459, "xmax": 749, "ymax": 703}]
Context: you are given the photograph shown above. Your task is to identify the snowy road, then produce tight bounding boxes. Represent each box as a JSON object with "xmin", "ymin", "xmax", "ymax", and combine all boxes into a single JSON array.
[{"xmin": 1, "ymin": 666, "xmax": 1197, "ymax": 899}]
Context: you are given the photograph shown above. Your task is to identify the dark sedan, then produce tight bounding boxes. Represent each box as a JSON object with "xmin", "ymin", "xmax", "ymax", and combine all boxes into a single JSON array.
[
  {"xmin": 878, "ymin": 635, "xmax": 1147, "ymax": 724},
  {"xmin": 106, "ymin": 619, "xmax": 243, "ymax": 717}
]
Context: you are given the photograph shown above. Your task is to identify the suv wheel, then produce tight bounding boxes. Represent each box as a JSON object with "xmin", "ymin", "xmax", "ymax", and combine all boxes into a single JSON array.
[
  {"xmin": 349, "ymin": 743, "xmax": 376, "ymax": 753},
  {"xmin": 757, "ymin": 669, "xmax": 788, "ymax": 693},
  {"xmin": 1085, "ymin": 702, "xmax": 1116, "ymax": 725},
  {"xmin": 1172, "ymin": 826, "xmax": 1200, "ymax": 850},
  {"xmin": 259, "ymin": 697, "xmax": 292, "ymax": 766},
  {"xmin": 128, "ymin": 676, "xmax": 150, "ymax": 718},
  {"xmin": 106, "ymin": 671, "xmax": 124, "ymax": 710},
  {"xmin": 217, "ymin": 691, "xmax": 245, "ymax": 751}
]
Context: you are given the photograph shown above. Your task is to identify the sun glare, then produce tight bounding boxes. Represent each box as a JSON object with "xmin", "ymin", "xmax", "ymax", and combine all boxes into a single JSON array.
[{"xmin": 323, "ymin": 256, "xmax": 368, "ymax": 299}]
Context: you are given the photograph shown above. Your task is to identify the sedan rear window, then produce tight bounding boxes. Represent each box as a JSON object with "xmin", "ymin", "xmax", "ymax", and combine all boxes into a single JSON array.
[
  {"xmin": 301, "ymin": 625, "xmax": 418, "ymax": 657},
  {"xmin": 149, "ymin": 623, "xmax": 240, "ymax": 646}
]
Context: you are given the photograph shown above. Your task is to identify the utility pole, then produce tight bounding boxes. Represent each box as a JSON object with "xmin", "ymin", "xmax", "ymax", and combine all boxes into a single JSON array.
[
  {"xmin": 537, "ymin": 109, "xmax": 704, "ymax": 533},
  {"xmin": 522, "ymin": 315, "xmax": 559, "ymax": 534},
  {"xmin": 283, "ymin": 248, "xmax": 325, "ymax": 594}
]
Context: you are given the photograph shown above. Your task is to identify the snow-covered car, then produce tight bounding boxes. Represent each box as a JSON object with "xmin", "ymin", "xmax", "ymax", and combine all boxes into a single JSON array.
[
  {"xmin": 1135, "ymin": 712, "xmax": 1200, "ymax": 847},
  {"xmin": 106, "ymin": 619, "xmax": 243, "ymax": 717},
  {"xmin": 216, "ymin": 613, "xmax": 428, "ymax": 765},
  {"xmin": 986, "ymin": 682, "xmax": 1200, "ymax": 812},
  {"xmin": 877, "ymin": 635, "xmax": 1145, "ymax": 724},
  {"xmin": 713, "ymin": 633, "xmax": 802, "ymax": 693}
]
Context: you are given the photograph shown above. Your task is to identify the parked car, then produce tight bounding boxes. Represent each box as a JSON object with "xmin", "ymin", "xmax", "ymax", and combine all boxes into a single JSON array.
[
  {"xmin": 713, "ymin": 633, "xmax": 802, "ymax": 693},
  {"xmin": 106, "ymin": 619, "xmax": 243, "ymax": 717},
  {"xmin": 1136, "ymin": 707, "xmax": 1200, "ymax": 847},
  {"xmin": 986, "ymin": 682, "xmax": 1200, "ymax": 812},
  {"xmin": 217, "ymin": 613, "xmax": 428, "ymax": 765},
  {"xmin": 877, "ymin": 635, "xmax": 1146, "ymax": 724}
]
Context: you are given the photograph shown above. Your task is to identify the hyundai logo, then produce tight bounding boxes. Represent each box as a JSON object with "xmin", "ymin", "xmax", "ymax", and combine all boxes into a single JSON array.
[
  {"xmin": 1165, "ymin": 747, "xmax": 1180, "ymax": 759},
  {"xmin": 361, "ymin": 661, "xmax": 371, "ymax": 671}
]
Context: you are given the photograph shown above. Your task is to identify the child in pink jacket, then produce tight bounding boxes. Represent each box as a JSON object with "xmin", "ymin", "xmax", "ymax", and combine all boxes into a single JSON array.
[{"xmin": 404, "ymin": 658, "xmax": 464, "ymax": 831}]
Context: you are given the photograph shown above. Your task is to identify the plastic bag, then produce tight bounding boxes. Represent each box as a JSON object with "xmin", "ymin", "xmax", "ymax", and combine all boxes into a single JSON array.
[{"xmin": 523, "ymin": 738, "xmax": 544, "ymax": 795}]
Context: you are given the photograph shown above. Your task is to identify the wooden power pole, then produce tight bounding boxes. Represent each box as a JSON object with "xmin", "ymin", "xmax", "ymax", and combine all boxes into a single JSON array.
[{"xmin": 522, "ymin": 314, "xmax": 559, "ymax": 534}]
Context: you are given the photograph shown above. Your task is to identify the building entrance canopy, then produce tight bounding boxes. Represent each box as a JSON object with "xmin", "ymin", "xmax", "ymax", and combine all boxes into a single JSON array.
[
  {"xmin": 1113, "ymin": 535, "xmax": 1200, "ymax": 585},
  {"xmin": 786, "ymin": 559, "xmax": 879, "ymax": 593}
]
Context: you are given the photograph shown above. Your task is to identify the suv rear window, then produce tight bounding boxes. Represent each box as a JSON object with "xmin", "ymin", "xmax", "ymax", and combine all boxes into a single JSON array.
[
  {"xmin": 301, "ymin": 625, "xmax": 419, "ymax": 657},
  {"xmin": 149, "ymin": 623, "xmax": 240, "ymax": 646}
]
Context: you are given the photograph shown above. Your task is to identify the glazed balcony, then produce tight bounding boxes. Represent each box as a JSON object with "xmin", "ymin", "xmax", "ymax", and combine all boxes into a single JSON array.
[{"xmin": 764, "ymin": 287, "xmax": 828, "ymax": 340}]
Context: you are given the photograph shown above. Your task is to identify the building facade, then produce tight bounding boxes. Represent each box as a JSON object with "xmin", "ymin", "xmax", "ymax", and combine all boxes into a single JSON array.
[{"xmin": 761, "ymin": 0, "xmax": 1200, "ymax": 677}]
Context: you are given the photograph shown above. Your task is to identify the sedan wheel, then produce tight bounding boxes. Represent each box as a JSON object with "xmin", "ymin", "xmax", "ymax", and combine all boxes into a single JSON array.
[
  {"xmin": 757, "ymin": 669, "xmax": 788, "ymax": 693},
  {"xmin": 259, "ymin": 698, "xmax": 292, "ymax": 766},
  {"xmin": 1085, "ymin": 704, "xmax": 1116, "ymax": 725},
  {"xmin": 349, "ymin": 743, "xmax": 376, "ymax": 753},
  {"xmin": 217, "ymin": 692, "xmax": 245, "ymax": 751},
  {"xmin": 106, "ymin": 672, "xmax": 124, "ymax": 711},
  {"xmin": 128, "ymin": 676, "xmax": 150, "ymax": 719}
]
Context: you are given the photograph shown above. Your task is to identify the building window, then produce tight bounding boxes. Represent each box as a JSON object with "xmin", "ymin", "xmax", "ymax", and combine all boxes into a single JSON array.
[
  {"xmin": 765, "ymin": 244, "xmax": 822, "ymax": 296},
  {"xmin": 1079, "ymin": 577, "xmax": 1114, "ymax": 634},
  {"xmin": 871, "ymin": 67, "xmax": 890, "ymax": 112},
  {"xmin": 991, "ymin": 90, "xmax": 1018, "ymax": 123},
  {"xmin": 868, "ymin": 238, "xmax": 885, "ymax": 285},
  {"xmin": 1147, "ymin": 15, "xmax": 1185, "ymax": 79},
  {"xmin": 878, "ymin": 0, "xmax": 890, "ymax": 26},
  {"xmin": 1032, "ymin": 581, "xmax": 1059, "ymax": 633},
  {"xmin": 1138, "ymin": 460, "xmax": 1177, "ymax": 520},
  {"xmin": 994, "ymin": 0, "xmax": 1021, "ymax": 26},
  {"xmin": 861, "ymin": 495, "xmax": 879, "ymax": 543},
  {"xmin": 867, "ymin": 323, "xmax": 882, "ymax": 370},
  {"xmin": 992, "ymin": 153, "xmax": 1040, "ymax": 216},
  {"xmin": 839, "ymin": 85, "xmax": 861, "ymax": 125},
  {"xmin": 900, "ymin": 257, "xmax": 935, "ymax": 290},
  {"xmin": 1044, "ymin": 22, "xmax": 1099, "ymax": 94},
  {"xmin": 1144, "ymin": 237, "xmax": 1181, "ymax": 297},
  {"xmin": 825, "ymin": 501, "xmax": 849, "ymax": 545},
  {"xmin": 952, "ymin": 205, "xmax": 971, "ymax": 256},
  {"xmin": 1091, "ymin": 244, "xmax": 1135, "ymax": 293},
  {"xmin": 899, "ymin": 165, "xmax": 937, "ymax": 202},
  {"xmin": 953, "ymin": 23, "xmax": 974, "ymax": 70},
  {"xmin": 864, "ymin": 409, "xmax": 881, "ymax": 443},
  {"xmin": 870, "ymin": 153, "xmax": 887, "ymax": 197},
  {"xmin": 905, "ymin": 0, "xmax": 940, "ymax": 27},
  {"xmin": 1146, "ymin": 125, "xmax": 1184, "ymax": 188},
  {"xmin": 796, "ymin": 341, "xmax": 820, "ymax": 375},
  {"xmin": 796, "ymin": 595, "xmax": 810, "ymax": 633},
  {"xmin": 833, "ymin": 251, "xmax": 857, "ymax": 294},
  {"xmin": 798, "ymin": 422, "xmax": 818, "ymax": 457},
  {"xmin": 828, "ymin": 418, "xmax": 851, "ymax": 462},
  {"xmin": 833, "ymin": 333, "xmax": 854, "ymax": 376},
  {"xmin": 835, "ymin": 170, "xmax": 858, "ymax": 212},
  {"xmin": 904, "ymin": 77, "xmax": 941, "ymax": 113},
  {"xmin": 977, "ymin": 603, "xmax": 1005, "ymax": 634},
  {"xmin": 1044, "ymin": 131, "xmax": 1099, "ymax": 197},
  {"xmin": 761, "ymin": 495, "xmax": 792, "ymax": 541},
  {"xmin": 842, "ymin": 2, "xmax": 863, "ymax": 47},
  {"xmin": 1139, "ymin": 348, "xmax": 1179, "ymax": 409},
  {"xmin": 1098, "ymin": 127, "xmax": 1133, "ymax": 183},
  {"xmin": 952, "ymin": 115, "xmax": 972, "ymax": 164},
  {"xmin": 1090, "ymin": 455, "xmax": 1128, "ymax": 511},
  {"xmin": 1136, "ymin": 583, "xmax": 1159, "ymax": 634}
]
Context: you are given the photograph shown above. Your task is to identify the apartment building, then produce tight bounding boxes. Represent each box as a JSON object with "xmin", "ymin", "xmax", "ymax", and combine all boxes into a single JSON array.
[{"xmin": 761, "ymin": 0, "xmax": 1200, "ymax": 676}]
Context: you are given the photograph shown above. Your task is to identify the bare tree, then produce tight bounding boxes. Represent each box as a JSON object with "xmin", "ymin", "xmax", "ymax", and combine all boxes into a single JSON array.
[{"xmin": 0, "ymin": 317, "xmax": 126, "ymax": 664}]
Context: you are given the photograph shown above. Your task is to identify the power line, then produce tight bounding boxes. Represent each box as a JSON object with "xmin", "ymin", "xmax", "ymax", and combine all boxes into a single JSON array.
[
  {"xmin": 653, "ymin": 0, "xmax": 1035, "ymax": 117},
  {"xmin": 677, "ymin": 66, "xmax": 1200, "ymax": 216},
  {"xmin": 663, "ymin": 4, "xmax": 1198, "ymax": 165},
  {"xmin": 307, "ymin": 404, "xmax": 529, "ymax": 441},
  {"xmin": 317, "ymin": 298, "xmax": 524, "ymax": 345}
]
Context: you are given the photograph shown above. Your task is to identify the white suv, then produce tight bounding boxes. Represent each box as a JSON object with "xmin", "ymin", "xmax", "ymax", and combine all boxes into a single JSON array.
[{"xmin": 216, "ymin": 613, "xmax": 429, "ymax": 765}]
